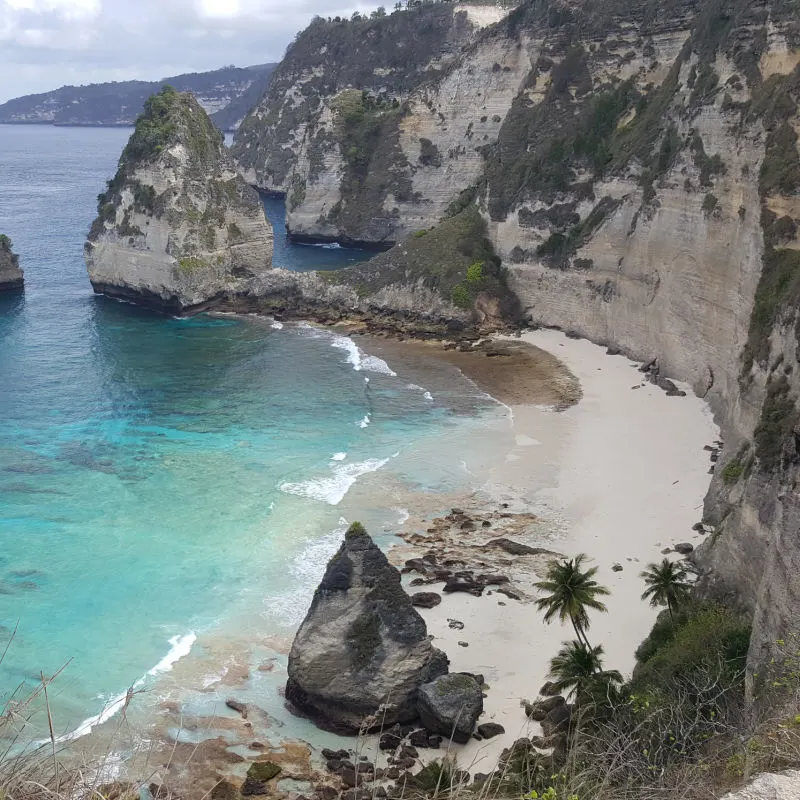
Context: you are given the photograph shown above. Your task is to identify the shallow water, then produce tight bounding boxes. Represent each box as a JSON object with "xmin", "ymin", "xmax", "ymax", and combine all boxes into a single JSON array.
[{"xmin": 0, "ymin": 125, "xmax": 507, "ymax": 739}]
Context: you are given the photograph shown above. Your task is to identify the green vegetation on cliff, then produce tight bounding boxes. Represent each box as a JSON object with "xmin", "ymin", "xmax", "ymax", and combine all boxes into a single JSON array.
[
  {"xmin": 88, "ymin": 87, "xmax": 226, "ymax": 242},
  {"xmin": 324, "ymin": 206, "xmax": 517, "ymax": 321}
]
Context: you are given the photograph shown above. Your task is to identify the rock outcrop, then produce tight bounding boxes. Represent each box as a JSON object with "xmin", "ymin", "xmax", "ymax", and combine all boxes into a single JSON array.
[
  {"xmin": 0, "ymin": 235, "xmax": 23, "ymax": 291},
  {"xmin": 231, "ymin": 3, "xmax": 513, "ymax": 245},
  {"xmin": 417, "ymin": 673, "xmax": 483, "ymax": 744},
  {"xmin": 720, "ymin": 770, "xmax": 800, "ymax": 799},
  {"xmin": 85, "ymin": 86, "xmax": 273, "ymax": 314},
  {"xmin": 286, "ymin": 522, "xmax": 448, "ymax": 733}
]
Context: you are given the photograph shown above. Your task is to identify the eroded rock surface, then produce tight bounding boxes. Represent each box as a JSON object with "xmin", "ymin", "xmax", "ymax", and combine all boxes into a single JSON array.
[
  {"xmin": 286, "ymin": 523, "xmax": 448, "ymax": 733},
  {"xmin": 85, "ymin": 86, "xmax": 272, "ymax": 313}
]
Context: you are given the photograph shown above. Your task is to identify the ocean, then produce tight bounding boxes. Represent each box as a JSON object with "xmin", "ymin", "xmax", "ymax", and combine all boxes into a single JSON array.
[{"xmin": 0, "ymin": 124, "xmax": 509, "ymax": 744}]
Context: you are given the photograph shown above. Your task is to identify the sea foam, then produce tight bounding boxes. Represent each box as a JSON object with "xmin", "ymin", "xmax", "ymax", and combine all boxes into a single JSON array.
[
  {"xmin": 54, "ymin": 632, "xmax": 197, "ymax": 743},
  {"xmin": 279, "ymin": 457, "xmax": 390, "ymax": 505},
  {"xmin": 330, "ymin": 335, "xmax": 397, "ymax": 376}
]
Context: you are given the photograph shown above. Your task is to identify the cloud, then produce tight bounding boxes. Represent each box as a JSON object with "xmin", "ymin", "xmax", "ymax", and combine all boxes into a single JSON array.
[{"xmin": 0, "ymin": 0, "xmax": 373, "ymax": 102}]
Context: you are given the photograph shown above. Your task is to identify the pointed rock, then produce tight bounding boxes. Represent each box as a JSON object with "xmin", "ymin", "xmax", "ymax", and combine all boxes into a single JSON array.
[
  {"xmin": 286, "ymin": 522, "xmax": 448, "ymax": 733},
  {"xmin": 84, "ymin": 86, "xmax": 272, "ymax": 314}
]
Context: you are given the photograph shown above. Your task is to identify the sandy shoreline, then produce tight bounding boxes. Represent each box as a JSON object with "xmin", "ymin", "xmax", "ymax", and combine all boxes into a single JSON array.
[
  {"xmin": 59, "ymin": 326, "xmax": 719, "ymax": 795},
  {"xmin": 391, "ymin": 329, "xmax": 719, "ymax": 769}
]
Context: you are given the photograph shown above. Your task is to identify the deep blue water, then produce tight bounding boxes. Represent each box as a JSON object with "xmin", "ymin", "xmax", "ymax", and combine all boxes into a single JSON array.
[{"xmin": 0, "ymin": 124, "xmax": 502, "ymax": 740}]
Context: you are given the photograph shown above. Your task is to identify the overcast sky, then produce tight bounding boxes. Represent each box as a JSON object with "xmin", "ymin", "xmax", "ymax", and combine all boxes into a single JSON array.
[{"xmin": 0, "ymin": 0, "xmax": 374, "ymax": 103}]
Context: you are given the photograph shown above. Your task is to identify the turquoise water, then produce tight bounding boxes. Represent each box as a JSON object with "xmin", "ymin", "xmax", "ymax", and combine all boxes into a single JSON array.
[{"xmin": 0, "ymin": 125, "xmax": 504, "ymax": 740}]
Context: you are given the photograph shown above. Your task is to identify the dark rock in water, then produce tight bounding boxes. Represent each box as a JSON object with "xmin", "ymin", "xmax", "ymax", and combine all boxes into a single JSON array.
[
  {"xmin": 612, "ymin": 563, "xmax": 623, "ymax": 572},
  {"xmin": 241, "ymin": 761, "xmax": 281, "ymax": 795},
  {"xmin": 225, "ymin": 698, "xmax": 248, "ymax": 717},
  {"xmin": 410, "ymin": 592, "xmax": 441, "ymax": 609},
  {"xmin": 286, "ymin": 522, "xmax": 449, "ymax": 733},
  {"xmin": 674, "ymin": 542, "xmax": 694, "ymax": 554},
  {"xmin": 417, "ymin": 673, "xmax": 483, "ymax": 743},
  {"xmin": 477, "ymin": 722, "xmax": 505, "ymax": 739},
  {"xmin": 322, "ymin": 748, "xmax": 350, "ymax": 761},
  {"xmin": 539, "ymin": 681, "xmax": 558, "ymax": 696},
  {"xmin": 447, "ymin": 619, "xmax": 464, "ymax": 630}
]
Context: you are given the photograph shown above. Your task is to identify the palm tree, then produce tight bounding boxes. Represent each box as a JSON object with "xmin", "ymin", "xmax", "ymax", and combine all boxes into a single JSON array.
[
  {"xmin": 640, "ymin": 558, "xmax": 692, "ymax": 621},
  {"xmin": 547, "ymin": 640, "xmax": 622, "ymax": 703},
  {"xmin": 535, "ymin": 554, "xmax": 610, "ymax": 648}
]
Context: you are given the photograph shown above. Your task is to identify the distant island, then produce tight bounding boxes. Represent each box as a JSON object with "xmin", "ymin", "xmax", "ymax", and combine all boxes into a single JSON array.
[{"xmin": 0, "ymin": 64, "xmax": 277, "ymax": 131}]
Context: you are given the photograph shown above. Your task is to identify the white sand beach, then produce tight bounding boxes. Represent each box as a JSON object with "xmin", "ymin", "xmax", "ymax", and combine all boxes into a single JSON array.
[{"xmin": 404, "ymin": 329, "xmax": 719, "ymax": 770}]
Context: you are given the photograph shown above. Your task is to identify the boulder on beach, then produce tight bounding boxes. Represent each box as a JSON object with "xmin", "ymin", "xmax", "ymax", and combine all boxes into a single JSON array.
[
  {"xmin": 417, "ymin": 673, "xmax": 483, "ymax": 743},
  {"xmin": 410, "ymin": 591, "xmax": 442, "ymax": 609},
  {"xmin": 286, "ymin": 522, "xmax": 449, "ymax": 733}
]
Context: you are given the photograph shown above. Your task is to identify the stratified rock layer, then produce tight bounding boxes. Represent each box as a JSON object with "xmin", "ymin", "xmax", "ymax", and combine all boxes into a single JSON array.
[
  {"xmin": 286, "ymin": 523, "xmax": 448, "ymax": 733},
  {"xmin": 85, "ymin": 86, "xmax": 272, "ymax": 314},
  {"xmin": 0, "ymin": 236, "xmax": 23, "ymax": 291}
]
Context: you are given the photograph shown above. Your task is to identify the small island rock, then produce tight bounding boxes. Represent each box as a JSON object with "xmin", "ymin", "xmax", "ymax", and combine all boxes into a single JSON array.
[
  {"xmin": 286, "ymin": 522, "xmax": 448, "ymax": 733},
  {"xmin": 0, "ymin": 235, "xmax": 23, "ymax": 291},
  {"xmin": 85, "ymin": 86, "xmax": 272, "ymax": 314}
]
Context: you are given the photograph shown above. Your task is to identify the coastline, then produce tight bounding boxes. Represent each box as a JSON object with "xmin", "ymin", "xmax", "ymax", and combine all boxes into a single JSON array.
[
  {"xmin": 386, "ymin": 329, "xmax": 718, "ymax": 769},
  {"xmin": 50, "ymin": 325, "xmax": 718, "ymax": 797}
]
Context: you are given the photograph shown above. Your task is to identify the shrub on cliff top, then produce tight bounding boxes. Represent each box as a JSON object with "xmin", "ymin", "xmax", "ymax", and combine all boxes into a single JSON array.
[{"xmin": 0, "ymin": 234, "xmax": 12, "ymax": 252}]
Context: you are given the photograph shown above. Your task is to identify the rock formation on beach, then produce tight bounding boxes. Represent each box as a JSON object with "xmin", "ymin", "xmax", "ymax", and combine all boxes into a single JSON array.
[
  {"xmin": 286, "ymin": 522, "xmax": 449, "ymax": 733},
  {"xmin": 0, "ymin": 235, "xmax": 23, "ymax": 291},
  {"xmin": 85, "ymin": 86, "xmax": 273, "ymax": 314}
]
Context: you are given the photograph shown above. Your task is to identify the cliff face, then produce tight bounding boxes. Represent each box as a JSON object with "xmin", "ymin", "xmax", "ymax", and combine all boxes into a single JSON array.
[
  {"xmin": 234, "ymin": 0, "xmax": 800, "ymax": 673},
  {"xmin": 85, "ymin": 87, "xmax": 273, "ymax": 314},
  {"xmin": 0, "ymin": 236, "xmax": 23, "ymax": 291},
  {"xmin": 231, "ymin": 3, "xmax": 513, "ymax": 245}
]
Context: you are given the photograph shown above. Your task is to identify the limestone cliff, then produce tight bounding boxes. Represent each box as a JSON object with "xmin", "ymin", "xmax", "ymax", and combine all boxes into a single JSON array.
[
  {"xmin": 236, "ymin": 0, "xmax": 800, "ymax": 678},
  {"xmin": 286, "ymin": 523, "xmax": 448, "ymax": 733},
  {"xmin": 85, "ymin": 86, "xmax": 273, "ymax": 314},
  {"xmin": 231, "ymin": 3, "xmax": 514, "ymax": 245},
  {"xmin": 0, "ymin": 235, "xmax": 23, "ymax": 291}
]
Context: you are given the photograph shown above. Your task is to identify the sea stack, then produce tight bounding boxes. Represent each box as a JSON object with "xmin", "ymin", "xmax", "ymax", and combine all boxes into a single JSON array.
[
  {"xmin": 0, "ymin": 235, "xmax": 23, "ymax": 291},
  {"xmin": 84, "ymin": 86, "xmax": 273, "ymax": 314},
  {"xmin": 286, "ymin": 522, "xmax": 449, "ymax": 733}
]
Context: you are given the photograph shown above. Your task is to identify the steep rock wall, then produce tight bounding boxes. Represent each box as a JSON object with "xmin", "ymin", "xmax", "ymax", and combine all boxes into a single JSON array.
[
  {"xmin": 85, "ymin": 88, "xmax": 273, "ymax": 314},
  {"xmin": 0, "ymin": 236, "xmax": 23, "ymax": 291}
]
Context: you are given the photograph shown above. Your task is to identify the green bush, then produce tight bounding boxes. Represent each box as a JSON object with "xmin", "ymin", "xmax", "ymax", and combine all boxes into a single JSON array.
[
  {"xmin": 633, "ymin": 602, "xmax": 750, "ymax": 687},
  {"xmin": 754, "ymin": 374, "xmax": 798, "ymax": 469},
  {"xmin": 722, "ymin": 458, "xmax": 745, "ymax": 484},
  {"xmin": 466, "ymin": 261, "xmax": 484, "ymax": 283},
  {"xmin": 0, "ymin": 233, "xmax": 12, "ymax": 251},
  {"xmin": 451, "ymin": 283, "xmax": 472, "ymax": 309}
]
